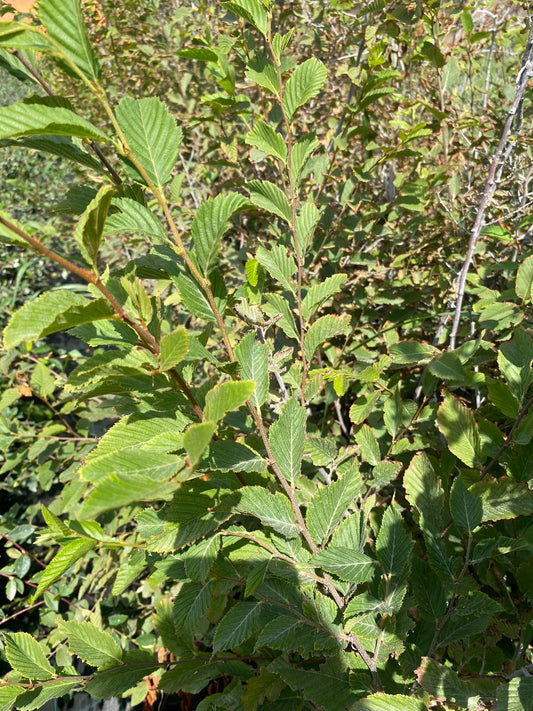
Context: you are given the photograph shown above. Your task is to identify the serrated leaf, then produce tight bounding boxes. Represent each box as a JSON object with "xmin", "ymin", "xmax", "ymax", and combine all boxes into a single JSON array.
[
  {"xmin": 256, "ymin": 244, "xmax": 296, "ymax": 293},
  {"xmin": 173, "ymin": 582, "xmax": 212, "ymax": 634},
  {"xmin": 159, "ymin": 660, "xmax": 222, "ymax": 694},
  {"xmin": 389, "ymin": 341, "xmax": 437, "ymax": 364},
  {"xmin": 112, "ymin": 555, "xmax": 147, "ymax": 596},
  {"xmin": 235, "ymin": 332, "xmax": 269, "ymax": 408},
  {"xmin": 0, "ymin": 101, "xmax": 107, "ymax": 141},
  {"xmin": 213, "ymin": 601, "xmax": 262, "ymax": 652},
  {"xmin": 34, "ymin": 538, "xmax": 97, "ymax": 598},
  {"xmin": 291, "ymin": 133, "xmax": 319, "ymax": 186},
  {"xmin": 450, "ymin": 476, "xmax": 482, "ymax": 531},
  {"xmin": 247, "ymin": 179, "xmax": 291, "ymax": 222},
  {"xmin": 498, "ymin": 329, "xmax": 533, "ymax": 405},
  {"xmin": 355, "ymin": 424, "xmax": 381, "ymax": 466},
  {"xmin": 3, "ymin": 633, "xmax": 55, "ymax": 680},
  {"xmin": 116, "ymin": 97, "xmax": 182, "ymax": 188},
  {"xmin": 263, "ymin": 292, "xmax": 299, "ymax": 339},
  {"xmin": 78, "ymin": 474, "xmax": 178, "ymax": 520},
  {"xmin": 3, "ymin": 290, "xmax": 113, "ymax": 349},
  {"xmin": 61, "ymin": 621, "xmax": 122, "ymax": 668},
  {"xmin": 254, "ymin": 615, "xmax": 311, "ymax": 652},
  {"xmin": 245, "ymin": 60, "xmax": 279, "ymax": 95},
  {"xmin": 295, "ymin": 201, "xmax": 320, "ymax": 256},
  {"xmin": 0, "ymin": 686, "xmax": 25, "ymax": 711},
  {"xmin": 30, "ymin": 362, "xmax": 55, "ymax": 398},
  {"xmin": 5, "ymin": 135, "xmax": 101, "ymax": 171},
  {"xmin": 14, "ymin": 681, "xmax": 81, "ymax": 711},
  {"xmin": 495, "ymin": 676, "xmax": 533, "ymax": 711},
  {"xmin": 183, "ymin": 422, "xmax": 217, "ymax": 467},
  {"xmin": 175, "ymin": 273, "xmax": 216, "ymax": 322},
  {"xmin": 415, "ymin": 658, "xmax": 470, "ymax": 708},
  {"xmin": 192, "ymin": 192, "xmax": 248, "ymax": 274},
  {"xmin": 269, "ymin": 398, "xmax": 306, "ymax": 485},
  {"xmin": 38, "ymin": 0, "xmax": 100, "ymax": 80},
  {"xmin": 245, "ymin": 119, "xmax": 286, "ymax": 162},
  {"xmin": 301, "ymin": 274, "xmax": 346, "ymax": 322},
  {"xmin": 375, "ymin": 505, "xmax": 412, "ymax": 577},
  {"xmin": 283, "ymin": 58, "xmax": 327, "ymax": 121},
  {"xmin": 204, "ymin": 380, "xmax": 255, "ymax": 421},
  {"xmin": 403, "ymin": 452, "xmax": 444, "ymax": 534},
  {"xmin": 351, "ymin": 694, "xmax": 425, "ymax": 711},
  {"xmin": 304, "ymin": 314, "xmax": 349, "ymax": 362},
  {"xmin": 437, "ymin": 391, "xmax": 482, "ymax": 467},
  {"xmin": 516, "ymin": 254, "xmax": 533, "ymax": 303},
  {"xmin": 222, "ymin": 0, "xmax": 269, "ymax": 36},
  {"xmin": 202, "ymin": 440, "xmax": 266, "ymax": 473},
  {"xmin": 85, "ymin": 653, "xmax": 158, "ymax": 699},
  {"xmin": 159, "ymin": 327, "xmax": 188, "ymax": 371},
  {"xmin": 104, "ymin": 198, "xmax": 167, "ymax": 243},
  {"xmin": 271, "ymin": 658, "xmax": 355, "ymax": 711},
  {"xmin": 235, "ymin": 486, "xmax": 298, "ymax": 538},
  {"xmin": 469, "ymin": 478, "xmax": 533, "ymax": 521},
  {"xmin": 428, "ymin": 351, "xmax": 466, "ymax": 380},
  {"xmin": 74, "ymin": 185, "xmax": 115, "ymax": 265},
  {"xmin": 306, "ymin": 468, "xmax": 361, "ymax": 545},
  {"xmin": 310, "ymin": 547, "xmax": 375, "ymax": 583}
]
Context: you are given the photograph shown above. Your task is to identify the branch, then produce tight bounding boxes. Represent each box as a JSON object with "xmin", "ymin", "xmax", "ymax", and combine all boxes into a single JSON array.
[{"xmin": 448, "ymin": 31, "xmax": 533, "ymax": 350}]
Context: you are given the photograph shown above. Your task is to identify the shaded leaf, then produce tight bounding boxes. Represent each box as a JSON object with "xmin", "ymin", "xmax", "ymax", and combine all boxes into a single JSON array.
[
  {"xmin": 74, "ymin": 185, "xmax": 115, "ymax": 265},
  {"xmin": 212, "ymin": 602, "xmax": 262, "ymax": 652},
  {"xmin": 183, "ymin": 422, "xmax": 217, "ymax": 467},
  {"xmin": 3, "ymin": 633, "xmax": 55, "ymax": 680},
  {"xmin": 0, "ymin": 101, "xmax": 107, "ymax": 141},
  {"xmin": 247, "ymin": 180, "xmax": 291, "ymax": 222},
  {"xmin": 437, "ymin": 391, "xmax": 482, "ymax": 468},
  {"xmin": 310, "ymin": 547, "xmax": 375, "ymax": 583},
  {"xmin": 235, "ymin": 486, "xmax": 298, "ymax": 538},
  {"xmin": 303, "ymin": 314, "xmax": 349, "ymax": 362},
  {"xmin": 283, "ymin": 58, "xmax": 327, "ymax": 121},
  {"xmin": 450, "ymin": 476, "xmax": 482, "ymax": 532},
  {"xmin": 375, "ymin": 505, "xmax": 412, "ymax": 577},
  {"xmin": 192, "ymin": 192, "xmax": 248, "ymax": 274},
  {"xmin": 306, "ymin": 468, "xmax": 361, "ymax": 545}
]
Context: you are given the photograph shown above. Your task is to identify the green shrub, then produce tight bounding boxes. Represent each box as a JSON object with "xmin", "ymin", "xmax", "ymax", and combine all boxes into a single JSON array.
[{"xmin": 0, "ymin": 1, "xmax": 532, "ymax": 710}]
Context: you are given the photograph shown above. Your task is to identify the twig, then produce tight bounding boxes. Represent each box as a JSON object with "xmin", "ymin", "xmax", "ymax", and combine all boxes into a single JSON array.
[{"xmin": 448, "ymin": 31, "xmax": 533, "ymax": 350}]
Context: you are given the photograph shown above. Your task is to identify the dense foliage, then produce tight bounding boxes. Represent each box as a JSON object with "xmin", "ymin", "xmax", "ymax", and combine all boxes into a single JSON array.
[{"xmin": 1, "ymin": 1, "xmax": 533, "ymax": 709}]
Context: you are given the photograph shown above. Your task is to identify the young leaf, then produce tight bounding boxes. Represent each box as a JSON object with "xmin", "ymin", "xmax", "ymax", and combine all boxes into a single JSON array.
[
  {"xmin": 3, "ymin": 633, "xmax": 55, "ymax": 680},
  {"xmin": 306, "ymin": 467, "xmax": 361, "ymax": 545},
  {"xmin": 34, "ymin": 539, "xmax": 97, "ymax": 598},
  {"xmin": 183, "ymin": 422, "xmax": 217, "ymax": 467},
  {"xmin": 269, "ymin": 398, "xmax": 306, "ymax": 485},
  {"xmin": 375, "ymin": 505, "xmax": 412, "ymax": 577},
  {"xmin": 192, "ymin": 192, "xmax": 248, "ymax": 275},
  {"xmin": 437, "ymin": 391, "xmax": 482, "ymax": 468},
  {"xmin": 301, "ymin": 274, "xmax": 347, "ymax": 322},
  {"xmin": 0, "ymin": 102, "xmax": 107, "ymax": 141},
  {"xmin": 222, "ymin": 0, "xmax": 269, "ymax": 37},
  {"xmin": 245, "ymin": 119, "xmax": 287, "ymax": 163},
  {"xmin": 38, "ymin": 0, "xmax": 100, "ymax": 81},
  {"xmin": 116, "ymin": 97, "xmax": 183, "ymax": 188},
  {"xmin": 303, "ymin": 314, "xmax": 349, "ymax": 362},
  {"xmin": 3, "ymin": 290, "xmax": 113, "ymax": 348},
  {"xmin": 104, "ymin": 198, "xmax": 167, "ymax": 243},
  {"xmin": 310, "ymin": 547, "xmax": 375, "ymax": 583},
  {"xmin": 212, "ymin": 601, "xmax": 262, "ymax": 652},
  {"xmin": 497, "ymin": 329, "xmax": 533, "ymax": 405},
  {"xmin": 247, "ymin": 180, "xmax": 292, "ymax": 222},
  {"xmin": 283, "ymin": 58, "xmax": 327, "ymax": 121},
  {"xmin": 61, "ymin": 621, "xmax": 122, "ymax": 669},
  {"xmin": 159, "ymin": 327, "xmax": 188, "ymax": 371},
  {"xmin": 234, "ymin": 332, "xmax": 269, "ymax": 408},
  {"xmin": 256, "ymin": 245, "xmax": 296, "ymax": 293},
  {"xmin": 204, "ymin": 380, "xmax": 256, "ymax": 421},
  {"xmin": 235, "ymin": 486, "xmax": 298, "ymax": 538},
  {"xmin": 450, "ymin": 476, "xmax": 482, "ymax": 532},
  {"xmin": 74, "ymin": 185, "xmax": 115, "ymax": 266}
]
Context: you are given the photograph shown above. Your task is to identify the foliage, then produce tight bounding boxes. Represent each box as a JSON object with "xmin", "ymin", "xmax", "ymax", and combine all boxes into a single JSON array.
[{"xmin": 1, "ymin": 1, "xmax": 533, "ymax": 710}]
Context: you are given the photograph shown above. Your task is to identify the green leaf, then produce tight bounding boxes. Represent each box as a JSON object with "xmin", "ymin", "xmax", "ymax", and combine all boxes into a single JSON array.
[
  {"xmin": 222, "ymin": 0, "xmax": 269, "ymax": 37},
  {"xmin": 306, "ymin": 468, "xmax": 361, "ymax": 545},
  {"xmin": 14, "ymin": 681, "xmax": 81, "ymax": 711},
  {"xmin": 212, "ymin": 601, "xmax": 262, "ymax": 652},
  {"xmin": 85, "ymin": 653, "xmax": 158, "ymax": 699},
  {"xmin": 30, "ymin": 362, "xmax": 55, "ymax": 398},
  {"xmin": 173, "ymin": 582, "xmax": 212, "ymax": 634},
  {"xmin": 192, "ymin": 192, "xmax": 248, "ymax": 274},
  {"xmin": 245, "ymin": 59, "xmax": 280, "ymax": 95},
  {"xmin": 0, "ymin": 686, "xmax": 25, "ymax": 711},
  {"xmin": 437, "ymin": 391, "xmax": 482, "ymax": 468},
  {"xmin": 389, "ymin": 341, "xmax": 437, "ymax": 364},
  {"xmin": 351, "ymin": 694, "xmax": 425, "ymax": 711},
  {"xmin": 203, "ymin": 440, "xmax": 266, "ymax": 473},
  {"xmin": 5, "ymin": 135, "xmax": 101, "ymax": 171},
  {"xmin": 291, "ymin": 133, "xmax": 319, "ymax": 187},
  {"xmin": 428, "ymin": 352, "xmax": 466, "ymax": 380},
  {"xmin": 301, "ymin": 274, "xmax": 346, "ymax": 322},
  {"xmin": 61, "ymin": 621, "xmax": 122, "ymax": 668},
  {"xmin": 295, "ymin": 201, "xmax": 320, "ymax": 256},
  {"xmin": 310, "ymin": 547, "xmax": 375, "ymax": 583},
  {"xmin": 271, "ymin": 658, "xmax": 355, "ymax": 711},
  {"xmin": 487, "ymin": 380, "xmax": 519, "ymax": 418},
  {"xmin": 269, "ymin": 398, "xmax": 306, "ymax": 485},
  {"xmin": 78, "ymin": 474, "xmax": 178, "ymax": 519},
  {"xmin": 204, "ymin": 380, "xmax": 255, "ymax": 421},
  {"xmin": 495, "ymin": 676, "xmax": 533, "ymax": 711},
  {"xmin": 403, "ymin": 452, "xmax": 444, "ymax": 534},
  {"xmin": 74, "ymin": 185, "xmax": 115, "ymax": 265},
  {"xmin": 383, "ymin": 389, "xmax": 403, "ymax": 438},
  {"xmin": 469, "ymin": 478, "xmax": 533, "ymax": 521},
  {"xmin": 304, "ymin": 314, "xmax": 349, "ymax": 362},
  {"xmin": 235, "ymin": 486, "xmax": 298, "ymax": 538},
  {"xmin": 183, "ymin": 422, "xmax": 217, "ymax": 467},
  {"xmin": 0, "ymin": 210, "xmax": 30, "ymax": 247},
  {"xmin": 159, "ymin": 660, "xmax": 222, "ymax": 694},
  {"xmin": 256, "ymin": 245, "xmax": 296, "ymax": 293},
  {"xmin": 375, "ymin": 505, "xmax": 412, "ymax": 577},
  {"xmin": 34, "ymin": 539, "xmax": 97, "ymax": 598},
  {"xmin": 498, "ymin": 329, "xmax": 533, "ymax": 405},
  {"xmin": 235, "ymin": 333, "xmax": 269, "ymax": 408},
  {"xmin": 450, "ymin": 476, "xmax": 482, "ymax": 532},
  {"xmin": 245, "ymin": 119, "xmax": 287, "ymax": 162},
  {"xmin": 247, "ymin": 180, "xmax": 291, "ymax": 222},
  {"xmin": 175, "ymin": 273, "xmax": 216, "ymax": 322},
  {"xmin": 159, "ymin": 327, "xmax": 188, "ymax": 371},
  {"xmin": 515, "ymin": 254, "xmax": 533, "ymax": 303},
  {"xmin": 3, "ymin": 290, "xmax": 113, "ymax": 348},
  {"xmin": 3, "ymin": 632, "xmax": 55, "ymax": 680},
  {"xmin": 415, "ymin": 658, "xmax": 470, "ymax": 708},
  {"xmin": 355, "ymin": 424, "xmax": 381, "ymax": 466},
  {"xmin": 0, "ymin": 101, "xmax": 107, "ymax": 141},
  {"xmin": 263, "ymin": 293, "xmax": 299, "ymax": 339},
  {"xmin": 38, "ymin": 0, "xmax": 100, "ymax": 80},
  {"xmin": 283, "ymin": 58, "xmax": 327, "ymax": 121},
  {"xmin": 104, "ymin": 198, "xmax": 167, "ymax": 243},
  {"xmin": 116, "ymin": 97, "xmax": 183, "ymax": 188}
]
